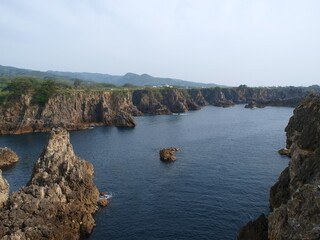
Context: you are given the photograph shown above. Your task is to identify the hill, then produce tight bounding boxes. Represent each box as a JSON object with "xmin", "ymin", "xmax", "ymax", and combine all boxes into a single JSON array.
[
  {"xmin": 0, "ymin": 65, "xmax": 225, "ymax": 88},
  {"xmin": 48, "ymin": 70, "xmax": 225, "ymax": 88}
]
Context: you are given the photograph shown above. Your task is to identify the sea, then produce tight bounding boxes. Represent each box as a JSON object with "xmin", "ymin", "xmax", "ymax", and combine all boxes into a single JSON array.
[{"xmin": 0, "ymin": 105, "xmax": 293, "ymax": 240}]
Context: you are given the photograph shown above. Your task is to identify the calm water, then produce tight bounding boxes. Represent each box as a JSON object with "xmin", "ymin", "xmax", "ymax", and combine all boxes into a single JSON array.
[{"xmin": 0, "ymin": 105, "xmax": 293, "ymax": 240}]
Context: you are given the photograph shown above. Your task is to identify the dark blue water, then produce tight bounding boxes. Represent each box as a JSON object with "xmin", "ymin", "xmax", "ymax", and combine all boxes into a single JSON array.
[{"xmin": 0, "ymin": 105, "xmax": 292, "ymax": 240}]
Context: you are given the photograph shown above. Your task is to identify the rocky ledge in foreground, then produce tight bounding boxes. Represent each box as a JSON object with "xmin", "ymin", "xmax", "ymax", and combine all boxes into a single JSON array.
[
  {"xmin": 0, "ymin": 128, "xmax": 100, "ymax": 240},
  {"xmin": 0, "ymin": 170, "xmax": 9, "ymax": 208},
  {"xmin": 0, "ymin": 148, "xmax": 19, "ymax": 169},
  {"xmin": 238, "ymin": 93, "xmax": 320, "ymax": 240},
  {"xmin": 159, "ymin": 148, "xmax": 180, "ymax": 162}
]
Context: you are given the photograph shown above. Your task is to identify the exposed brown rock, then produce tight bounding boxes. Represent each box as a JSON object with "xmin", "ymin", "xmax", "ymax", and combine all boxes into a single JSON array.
[
  {"xmin": 99, "ymin": 199, "xmax": 110, "ymax": 207},
  {"xmin": 0, "ymin": 148, "xmax": 19, "ymax": 168},
  {"xmin": 159, "ymin": 148, "xmax": 180, "ymax": 162},
  {"xmin": 238, "ymin": 93, "xmax": 320, "ymax": 240},
  {"xmin": 277, "ymin": 148, "xmax": 290, "ymax": 157},
  {"xmin": 244, "ymin": 101, "xmax": 265, "ymax": 109},
  {"xmin": 0, "ymin": 91, "xmax": 141, "ymax": 135},
  {"xmin": 0, "ymin": 169, "xmax": 9, "ymax": 208},
  {"xmin": 0, "ymin": 128, "xmax": 100, "ymax": 240},
  {"xmin": 268, "ymin": 95, "xmax": 320, "ymax": 239},
  {"xmin": 237, "ymin": 214, "xmax": 268, "ymax": 240}
]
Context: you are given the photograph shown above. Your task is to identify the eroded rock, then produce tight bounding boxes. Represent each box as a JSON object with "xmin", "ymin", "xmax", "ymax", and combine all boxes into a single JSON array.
[
  {"xmin": 238, "ymin": 94, "xmax": 320, "ymax": 240},
  {"xmin": 0, "ymin": 128, "xmax": 100, "ymax": 240},
  {"xmin": 237, "ymin": 214, "xmax": 268, "ymax": 240},
  {"xmin": 0, "ymin": 169, "xmax": 9, "ymax": 208},
  {"xmin": 0, "ymin": 148, "xmax": 19, "ymax": 168},
  {"xmin": 159, "ymin": 148, "xmax": 180, "ymax": 162}
]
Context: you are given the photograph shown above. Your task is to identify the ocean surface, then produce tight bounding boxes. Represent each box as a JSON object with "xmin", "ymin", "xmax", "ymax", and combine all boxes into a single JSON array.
[{"xmin": 0, "ymin": 105, "xmax": 293, "ymax": 240}]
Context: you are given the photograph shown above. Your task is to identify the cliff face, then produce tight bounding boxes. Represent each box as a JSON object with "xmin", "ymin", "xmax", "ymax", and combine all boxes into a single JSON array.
[
  {"xmin": 0, "ymin": 91, "xmax": 141, "ymax": 135},
  {"xmin": 0, "ymin": 128, "xmax": 100, "ymax": 240},
  {"xmin": 268, "ymin": 94, "xmax": 320, "ymax": 240},
  {"xmin": 0, "ymin": 86, "xmax": 318, "ymax": 135},
  {"xmin": 132, "ymin": 89, "xmax": 204, "ymax": 114},
  {"xmin": 238, "ymin": 94, "xmax": 320, "ymax": 240}
]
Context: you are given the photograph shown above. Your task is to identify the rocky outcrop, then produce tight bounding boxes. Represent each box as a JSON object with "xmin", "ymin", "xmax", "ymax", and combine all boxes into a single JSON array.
[
  {"xmin": 245, "ymin": 101, "xmax": 265, "ymax": 109},
  {"xmin": 238, "ymin": 93, "xmax": 320, "ymax": 240},
  {"xmin": 0, "ymin": 148, "xmax": 19, "ymax": 168},
  {"xmin": 133, "ymin": 89, "xmax": 203, "ymax": 115},
  {"xmin": 159, "ymin": 148, "xmax": 180, "ymax": 162},
  {"xmin": 277, "ymin": 148, "xmax": 290, "ymax": 156},
  {"xmin": 268, "ymin": 94, "xmax": 320, "ymax": 240},
  {"xmin": 0, "ymin": 170, "xmax": 9, "ymax": 208},
  {"xmin": 1, "ymin": 86, "xmax": 319, "ymax": 135},
  {"xmin": 237, "ymin": 214, "xmax": 268, "ymax": 240},
  {"xmin": 0, "ymin": 128, "xmax": 100, "ymax": 240},
  {"xmin": 0, "ymin": 91, "xmax": 141, "ymax": 135}
]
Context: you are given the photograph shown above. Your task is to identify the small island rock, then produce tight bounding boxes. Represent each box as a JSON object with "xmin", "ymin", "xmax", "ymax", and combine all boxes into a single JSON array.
[
  {"xmin": 0, "ymin": 147, "xmax": 19, "ymax": 168},
  {"xmin": 159, "ymin": 148, "xmax": 180, "ymax": 162}
]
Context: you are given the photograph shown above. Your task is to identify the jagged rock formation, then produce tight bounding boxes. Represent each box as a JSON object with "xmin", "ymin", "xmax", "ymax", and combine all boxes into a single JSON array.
[
  {"xmin": 0, "ymin": 128, "xmax": 100, "ymax": 240},
  {"xmin": 133, "ymin": 89, "xmax": 203, "ymax": 114},
  {"xmin": 268, "ymin": 94, "xmax": 320, "ymax": 240},
  {"xmin": 277, "ymin": 148, "xmax": 290, "ymax": 156},
  {"xmin": 245, "ymin": 101, "xmax": 265, "ymax": 109},
  {"xmin": 159, "ymin": 148, "xmax": 180, "ymax": 162},
  {"xmin": 0, "ymin": 170, "xmax": 9, "ymax": 208},
  {"xmin": 238, "ymin": 93, "xmax": 320, "ymax": 240},
  {"xmin": 0, "ymin": 148, "xmax": 19, "ymax": 168},
  {"xmin": 0, "ymin": 91, "xmax": 141, "ymax": 135},
  {"xmin": 1, "ymin": 86, "xmax": 319, "ymax": 135},
  {"xmin": 237, "ymin": 214, "xmax": 268, "ymax": 240}
]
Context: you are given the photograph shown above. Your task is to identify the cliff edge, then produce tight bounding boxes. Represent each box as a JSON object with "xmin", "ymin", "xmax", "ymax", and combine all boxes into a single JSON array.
[
  {"xmin": 0, "ymin": 128, "xmax": 99, "ymax": 240},
  {"xmin": 238, "ymin": 94, "xmax": 320, "ymax": 240}
]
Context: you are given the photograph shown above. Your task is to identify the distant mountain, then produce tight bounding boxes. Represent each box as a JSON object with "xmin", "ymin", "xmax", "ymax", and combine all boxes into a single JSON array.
[
  {"xmin": 0, "ymin": 65, "xmax": 225, "ymax": 88},
  {"xmin": 48, "ymin": 71, "xmax": 225, "ymax": 88},
  {"xmin": 0, "ymin": 65, "xmax": 74, "ymax": 83}
]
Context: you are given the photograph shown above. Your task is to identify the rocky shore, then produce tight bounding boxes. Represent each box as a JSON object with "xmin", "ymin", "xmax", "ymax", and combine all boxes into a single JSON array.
[
  {"xmin": 0, "ymin": 128, "xmax": 100, "ymax": 240},
  {"xmin": 238, "ymin": 93, "xmax": 320, "ymax": 240},
  {"xmin": 0, "ymin": 86, "xmax": 319, "ymax": 135}
]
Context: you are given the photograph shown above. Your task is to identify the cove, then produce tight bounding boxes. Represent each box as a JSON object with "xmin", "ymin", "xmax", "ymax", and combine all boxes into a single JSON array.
[{"xmin": 0, "ymin": 105, "xmax": 293, "ymax": 240}]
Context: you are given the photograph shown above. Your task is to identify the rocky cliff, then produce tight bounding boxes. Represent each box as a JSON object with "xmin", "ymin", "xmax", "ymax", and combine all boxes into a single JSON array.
[
  {"xmin": 238, "ymin": 93, "xmax": 320, "ymax": 240},
  {"xmin": 1, "ymin": 86, "xmax": 319, "ymax": 135},
  {"xmin": 0, "ymin": 91, "xmax": 141, "ymax": 135},
  {"xmin": 0, "ymin": 128, "xmax": 100, "ymax": 240}
]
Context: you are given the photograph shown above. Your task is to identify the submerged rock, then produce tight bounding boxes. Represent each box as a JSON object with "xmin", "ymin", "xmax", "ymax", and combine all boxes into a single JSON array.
[
  {"xmin": 159, "ymin": 148, "xmax": 180, "ymax": 162},
  {"xmin": 0, "ymin": 169, "xmax": 9, "ymax": 208},
  {"xmin": 0, "ymin": 128, "xmax": 99, "ymax": 240},
  {"xmin": 0, "ymin": 147, "xmax": 19, "ymax": 168}
]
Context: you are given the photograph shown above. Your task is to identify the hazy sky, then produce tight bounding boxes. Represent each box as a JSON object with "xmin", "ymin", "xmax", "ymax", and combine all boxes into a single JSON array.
[{"xmin": 0, "ymin": 0, "xmax": 319, "ymax": 86}]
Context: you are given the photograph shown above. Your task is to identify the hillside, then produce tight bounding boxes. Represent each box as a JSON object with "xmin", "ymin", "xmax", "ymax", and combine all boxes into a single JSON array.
[
  {"xmin": 48, "ymin": 70, "xmax": 225, "ymax": 88},
  {"xmin": 0, "ymin": 65, "xmax": 225, "ymax": 88}
]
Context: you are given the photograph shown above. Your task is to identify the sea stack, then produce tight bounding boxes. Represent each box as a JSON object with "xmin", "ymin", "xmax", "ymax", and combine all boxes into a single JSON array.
[
  {"xmin": 0, "ymin": 147, "xmax": 19, "ymax": 168},
  {"xmin": 0, "ymin": 128, "xmax": 100, "ymax": 240},
  {"xmin": 159, "ymin": 148, "xmax": 180, "ymax": 162}
]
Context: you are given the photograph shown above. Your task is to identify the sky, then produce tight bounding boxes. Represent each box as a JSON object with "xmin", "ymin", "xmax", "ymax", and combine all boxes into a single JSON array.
[{"xmin": 0, "ymin": 0, "xmax": 319, "ymax": 87}]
